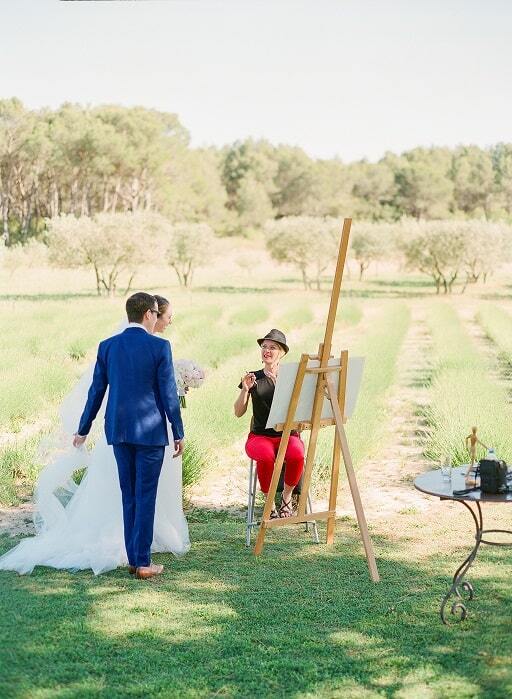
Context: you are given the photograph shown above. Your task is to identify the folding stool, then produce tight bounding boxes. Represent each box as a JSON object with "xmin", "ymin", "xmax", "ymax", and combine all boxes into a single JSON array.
[{"xmin": 245, "ymin": 458, "xmax": 320, "ymax": 546}]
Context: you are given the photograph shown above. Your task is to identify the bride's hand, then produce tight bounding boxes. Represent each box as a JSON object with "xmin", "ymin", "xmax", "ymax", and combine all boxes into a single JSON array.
[
  {"xmin": 73, "ymin": 434, "xmax": 87, "ymax": 448},
  {"xmin": 173, "ymin": 439, "xmax": 184, "ymax": 458}
]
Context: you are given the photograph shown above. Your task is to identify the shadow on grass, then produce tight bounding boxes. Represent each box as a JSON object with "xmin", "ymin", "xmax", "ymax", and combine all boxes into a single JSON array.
[
  {"xmin": 276, "ymin": 277, "xmax": 436, "ymax": 299},
  {"xmin": 368, "ymin": 279, "xmax": 434, "ymax": 289},
  {"xmin": 480, "ymin": 292, "xmax": 512, "ymax": 301},
  {"xmin": 195, "ymin": 286, "xmax": 281, "ymax": 294},
  {"xmin": 1, "ymin": 522, "xmax": 511, "ymax": 698},
  {"xmin": 342, "ymin": 288, "xmax": 434, "ymax": 300},
  {"xmin": 0, "ymin": 292, "xmax": 100, "ymax": 302}
]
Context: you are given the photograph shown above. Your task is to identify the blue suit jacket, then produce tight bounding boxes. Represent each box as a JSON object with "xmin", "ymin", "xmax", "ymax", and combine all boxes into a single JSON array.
[{"xmin": 78, "ymin": 327, "xmax": 184, "ymax": 446}]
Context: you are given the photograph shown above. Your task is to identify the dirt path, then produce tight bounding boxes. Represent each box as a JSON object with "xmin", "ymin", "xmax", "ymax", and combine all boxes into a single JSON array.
[
  {"xmin": 336, "ymin": 300, "xmax": 435, "ymax": 521},
  {"xmin": 0, "ymin": 501, "xmax": 35, "ymax": 538}
]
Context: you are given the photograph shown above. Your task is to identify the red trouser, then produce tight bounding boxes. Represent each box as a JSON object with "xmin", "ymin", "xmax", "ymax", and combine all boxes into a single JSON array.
[{"xmin": 245, "ymin": 432, "xmax": 305, "ymax": 493}]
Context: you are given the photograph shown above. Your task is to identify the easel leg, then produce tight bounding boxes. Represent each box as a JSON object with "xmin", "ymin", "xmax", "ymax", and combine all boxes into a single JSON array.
[
  {"xmin": 340, "ymin": 426, "xmax": 380, "ymax": 582},
  {"xmin": 326, "ymin": 375, "xmax": 380, "ymax": 582},
  {"xmin": 326, "ymin": 350, "xmax": 347, "ymax": 545},
  {"xmin": 326, "ymin": 435, "xmax": 340, "ymax": 545}
]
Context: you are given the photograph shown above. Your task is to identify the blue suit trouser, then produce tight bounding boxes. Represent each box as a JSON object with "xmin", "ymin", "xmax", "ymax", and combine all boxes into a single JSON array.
[{"xmin": 113, "ymin": 443, "xmax": 165, "ymax": 568}]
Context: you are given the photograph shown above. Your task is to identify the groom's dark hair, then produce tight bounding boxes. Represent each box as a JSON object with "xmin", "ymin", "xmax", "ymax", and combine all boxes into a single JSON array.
[{"xmin": 126, "ymin": 292, "xmax": 157, "ymax": 323}]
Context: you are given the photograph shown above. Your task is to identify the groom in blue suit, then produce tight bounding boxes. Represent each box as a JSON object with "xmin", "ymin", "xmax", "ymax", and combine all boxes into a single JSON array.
[{"xmin": 74, "ymin": 292, "xmax": 184, "ymax": 579}]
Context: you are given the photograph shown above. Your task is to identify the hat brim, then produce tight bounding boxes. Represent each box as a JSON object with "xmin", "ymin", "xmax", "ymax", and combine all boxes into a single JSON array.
[{"xmin": 257, "ymin": 338, "xmax": 289, "ymax": 354}]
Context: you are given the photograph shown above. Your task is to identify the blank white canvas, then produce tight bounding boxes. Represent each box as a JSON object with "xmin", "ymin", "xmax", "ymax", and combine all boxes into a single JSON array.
[{"xmin": 266, "ymin": 357, "xmax": 364, "ymax": 429}]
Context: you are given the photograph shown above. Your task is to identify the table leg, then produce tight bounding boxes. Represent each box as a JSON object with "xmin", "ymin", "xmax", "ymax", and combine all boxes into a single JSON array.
[{"xmin": 440, "ymin": 500, "xmax": 482, "ymax": 624}]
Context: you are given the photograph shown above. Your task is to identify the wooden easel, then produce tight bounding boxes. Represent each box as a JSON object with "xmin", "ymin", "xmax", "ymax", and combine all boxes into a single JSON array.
[{"xmin": 253, "ymin": 218, "xmax": 380, "ymax": 583}]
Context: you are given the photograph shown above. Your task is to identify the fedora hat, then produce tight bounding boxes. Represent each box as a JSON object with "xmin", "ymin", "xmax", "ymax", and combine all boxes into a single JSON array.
[{"xmin": 257, "ymin": 329, "xmax": 289, "ymax": 354}]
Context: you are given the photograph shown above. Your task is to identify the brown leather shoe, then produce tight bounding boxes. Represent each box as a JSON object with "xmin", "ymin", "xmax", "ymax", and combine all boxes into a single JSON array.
[
  {"xmin": 128, "ymin": 566, "xmax": 136, "ymax": 575},
  {"xmin": 135, "ymin": 563, "xmax": 164, "ymax": 579}
]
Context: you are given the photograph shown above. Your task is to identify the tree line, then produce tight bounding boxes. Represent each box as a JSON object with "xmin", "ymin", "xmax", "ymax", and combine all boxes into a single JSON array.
[
  {"xmin": 2, "ymin": 98, "xmax": 512, "ymax": 245},
  {"xmin": 264, "ymin": 218, "xmax": 511, "ymax": 294},
  {"xmin": 2, "ymin": 213, "xmax": 509, "ymax": 294}
]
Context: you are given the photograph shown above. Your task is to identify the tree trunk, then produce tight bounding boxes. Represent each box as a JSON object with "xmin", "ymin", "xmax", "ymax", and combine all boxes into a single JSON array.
[
  {"xmin": 124, "ymin": 272, "xmax": 136, "ymax": 296},
  {"xmin": 182, "ymin": 260, "xmax": 193, "ymax": 287},
  {"xmin": 447, "ymin": 271, "xmax": 457, "ymax": 294},
  {"xmin": 301, "ymin": 267, "xmax": 308, "ymax": 290},
  {"xmin": 80, "ymin": 185, "xmax": 89, "ymax": 216},
  {"xmin": 50, "ymin": 181, "xmax": 59, "ymax": 217},
  {"xmin": 131, "ymin": 177, "xmax": 140, "ymax": 211},
  {"xmin": 172, "ymin": 264, "xmax": 184, "ymax": 286},
  {"xmin": 22, "ymin": 212, "xmax": 32, "ymax": 241},
  {"xmin": 93, "ymin": 264, "xmax": 102, "ymax": 296},
  {"xmin": 112, "ymin": 178, "xmax": 121, "ymax": 212},
  {"xmin": 100, "ymin": 277, "xmax": 115, "ymax": 297},
  {"xmin": 102, "ymin": 178, "xmax": 110, "ymax": 212},
  {"xmin": 2, "ymin": 200, "xmax": 9, "ymax": 245},
  {"xmin": 71, "ymin": 177, "xmax": 79, "ymax": 215},
  {"xmin": 21, "ymin": 195, "xmax": 32, "ymax": 242},
  {"xmin": 107, "ymin": 267, "xmax": 120, "ymax": 297}
]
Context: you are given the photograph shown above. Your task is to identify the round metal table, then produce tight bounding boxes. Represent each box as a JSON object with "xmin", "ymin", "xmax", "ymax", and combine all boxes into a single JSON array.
[{"xmin": 414, "ymin": 466, "xmax": 512, "ymax": 624}]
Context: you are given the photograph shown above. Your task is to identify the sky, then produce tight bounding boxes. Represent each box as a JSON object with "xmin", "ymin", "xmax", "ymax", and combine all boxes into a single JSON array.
[{"xmin": 2, "ymin": 0, "xmax": 512, "ymax": 162}]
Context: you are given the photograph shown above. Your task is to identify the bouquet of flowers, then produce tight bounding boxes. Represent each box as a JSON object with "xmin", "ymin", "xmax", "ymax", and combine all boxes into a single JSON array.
[{"xmin": 173, "ymin": 359, "xmax": 206, "ymax": 408}]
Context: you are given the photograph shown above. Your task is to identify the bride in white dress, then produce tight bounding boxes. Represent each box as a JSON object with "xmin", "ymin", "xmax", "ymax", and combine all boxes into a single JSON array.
[{"xmin": 0, "ymin": 295, "xmax": 190, "ymax": 575}]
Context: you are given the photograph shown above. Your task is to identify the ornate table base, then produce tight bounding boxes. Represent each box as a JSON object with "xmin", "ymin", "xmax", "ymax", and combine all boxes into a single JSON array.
[{"xmin": 440, "ymin": 499, "xmax": 512, "ymax": 624}]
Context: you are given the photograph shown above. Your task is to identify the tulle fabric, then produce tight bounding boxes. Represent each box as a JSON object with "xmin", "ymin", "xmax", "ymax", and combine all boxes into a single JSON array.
[{"xmin": 0, "ymin": 325, "xmax": 190, "ymax": 576}]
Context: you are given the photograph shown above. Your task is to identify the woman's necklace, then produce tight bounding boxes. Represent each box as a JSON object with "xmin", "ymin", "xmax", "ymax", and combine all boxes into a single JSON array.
[{"xmin": 263, "ymin": 365, "xmax": 279, "ymax": 384}]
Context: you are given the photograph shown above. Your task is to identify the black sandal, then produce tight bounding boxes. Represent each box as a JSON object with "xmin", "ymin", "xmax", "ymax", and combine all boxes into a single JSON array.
[{"xmin": 278, "ymin": 496, "xmax": 294, "ymax": 518}]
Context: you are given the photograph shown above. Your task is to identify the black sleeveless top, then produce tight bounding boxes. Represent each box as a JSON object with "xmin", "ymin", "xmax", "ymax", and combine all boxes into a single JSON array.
[{"xmin": 238, "ymin": 369, "xmax": 283, "ymax": 437}]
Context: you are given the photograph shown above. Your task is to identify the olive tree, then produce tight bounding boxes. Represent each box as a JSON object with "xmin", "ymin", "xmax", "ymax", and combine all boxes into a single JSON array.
[
  {"xmin": 47, "ymin": 211, "xmax": 170, "ymax": 295},
  {"xmin": 460, "ymin": 220, "xmax": 510, "ymax": 290},
  {"xmin": 265, "ymin": 216, "xmax": 339, "ymax": 290},
  {"xmin": 399, "ymin": 221, "xmax": 467, "ymax": 294},
  {"xmin": 167, "ymin": 222, "xmax": 216, "ymax": 287},
  {"xmin": 350, "ymin": 222, "xmax": 390, "ymax": 280}
]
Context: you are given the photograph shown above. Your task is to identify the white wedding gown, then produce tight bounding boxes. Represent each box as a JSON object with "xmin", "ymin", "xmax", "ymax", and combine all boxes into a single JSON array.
[{"xmin": 0, "ymin": 329, "xmax": 190, "ymax": 576}]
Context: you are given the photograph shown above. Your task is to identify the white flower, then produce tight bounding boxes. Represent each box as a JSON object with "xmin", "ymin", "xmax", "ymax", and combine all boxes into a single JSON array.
[{"xmin": 173, "ymin": 359, "xmax": 205, "ymax": 397}]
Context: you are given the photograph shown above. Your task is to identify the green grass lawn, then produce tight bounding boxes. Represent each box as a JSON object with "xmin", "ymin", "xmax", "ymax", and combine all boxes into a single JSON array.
[
  {"xmin": 2, "ymin": 268, "xmax": 512, "ymax": 698},
  {"xmin": 1, "ymin": 514, "xmax": 511, "ymax": 699}
]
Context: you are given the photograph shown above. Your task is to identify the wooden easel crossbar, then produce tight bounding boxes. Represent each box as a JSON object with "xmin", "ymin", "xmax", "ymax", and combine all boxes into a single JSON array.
[{"xmin": 253, "ymin": 218, "xmax": 380, "ymax": 583}]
